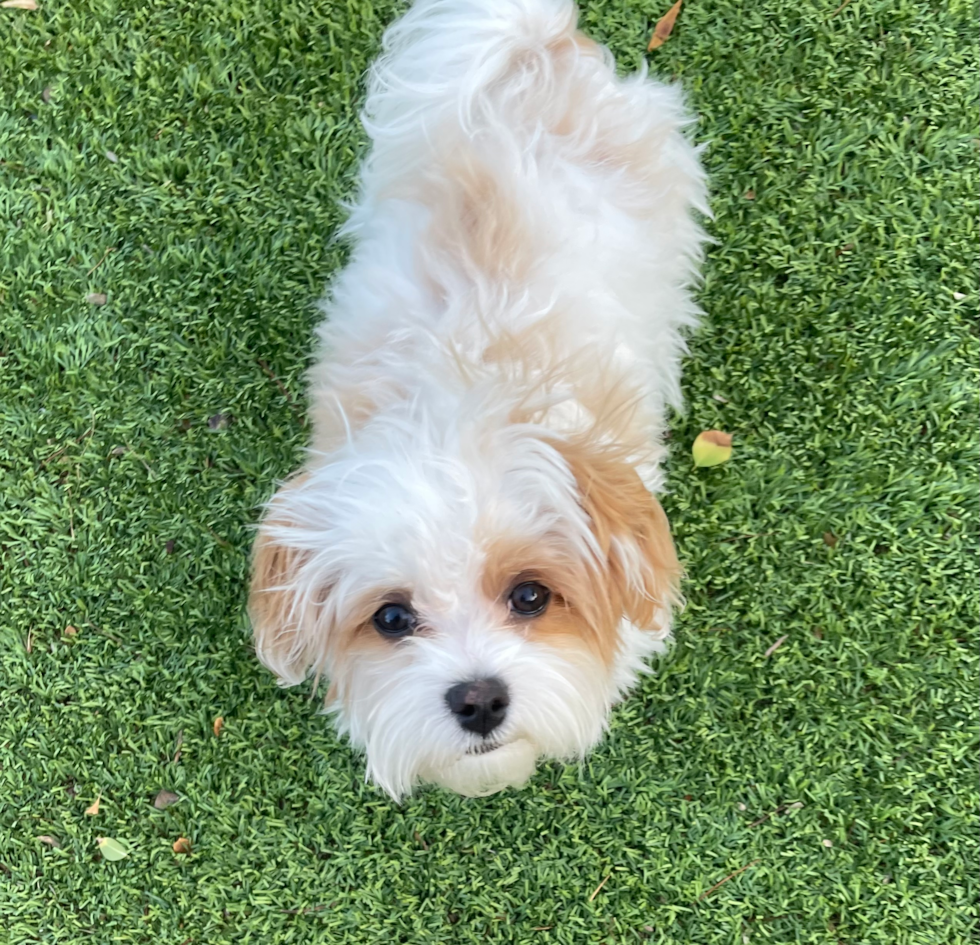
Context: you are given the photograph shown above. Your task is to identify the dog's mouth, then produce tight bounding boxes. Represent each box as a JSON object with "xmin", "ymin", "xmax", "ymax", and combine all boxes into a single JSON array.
[{"xmin": 466, "ymin": 741, "xmax": 503, "ymax": 756}]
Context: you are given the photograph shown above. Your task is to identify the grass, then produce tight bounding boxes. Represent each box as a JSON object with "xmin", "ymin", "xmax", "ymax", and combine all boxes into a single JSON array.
[{"xmin": 1, "ymin": 0, "xmax": 977, "ymax": 942}]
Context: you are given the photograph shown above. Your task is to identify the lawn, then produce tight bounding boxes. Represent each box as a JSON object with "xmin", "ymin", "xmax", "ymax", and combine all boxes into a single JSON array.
[{"xmin": 1, "ymin": 0, "xmax": 977, "ymax": 942}]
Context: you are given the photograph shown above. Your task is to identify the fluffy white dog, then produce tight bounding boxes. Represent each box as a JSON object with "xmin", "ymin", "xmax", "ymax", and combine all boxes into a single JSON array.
[{"xmin": 250, "ymin": 0, "xmax": 707, "ymax": 799}]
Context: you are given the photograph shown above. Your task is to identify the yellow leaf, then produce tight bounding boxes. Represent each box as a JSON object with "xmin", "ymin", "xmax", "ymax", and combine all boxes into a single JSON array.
[
  {"xmin": 213, "ymin": 716, "xmax": 224, "ymax": 737},
  {"xmin": 1, "ymin": 0, "xmax": 39, "ymax": 9},
  {"xmin": 84, "ymin": 794, "xmax": 101, "ymax": 816},
  {"xmin": 97, "ymin": 837, "xmax": 130, "ymax": 861},
  {"xmin": 692, "ymin": 430, "xmax": 733, "ymax": 468},
  {"xmin": 648, "ymin": 0, "xmax": 683, "ymax": 51},
  {"xmin": 172, "ymin": 836, "xmax": 192, "ymax": 855}
]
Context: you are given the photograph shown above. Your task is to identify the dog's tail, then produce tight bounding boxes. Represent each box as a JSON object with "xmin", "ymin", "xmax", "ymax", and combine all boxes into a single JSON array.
[{"xmin": 359, "ymin": 0, "xmax": 586, "ymax": 172}]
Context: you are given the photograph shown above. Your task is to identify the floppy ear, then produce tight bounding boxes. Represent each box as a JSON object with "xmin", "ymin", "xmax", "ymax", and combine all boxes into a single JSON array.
[
  {"xmin": 555, "ymin": 440, "xmax": 681, "ymax": 633},
  {"xmin": 248, "ymin": 473, "xmax": 321, "ymax": 686}
]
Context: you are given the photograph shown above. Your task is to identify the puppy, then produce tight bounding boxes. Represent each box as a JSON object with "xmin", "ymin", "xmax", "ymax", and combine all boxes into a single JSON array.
[{"xmin": 250, "ymin": 0, "xmax": 707, "ymax": 798}]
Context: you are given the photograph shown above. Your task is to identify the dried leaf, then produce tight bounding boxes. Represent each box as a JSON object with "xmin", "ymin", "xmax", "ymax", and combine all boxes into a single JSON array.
[
  {"xmin": 37, "ymin": 835, "xmax": 60, "ymax": 848},
  {"xmin": 84, "ymin": 794, "xmax": 101, "ymax": 816},
  {"xmin": 105, "ymin": 150, "xmax": 118, "ymax": 163},
  {"xmin": 744, "ymin": 189, "xmax": 756, "ymax": 200},
  {"xmin": 648, "ymin": 0, "xmax": 683, "ymax": 50},
  {"xmin": 952, "ymin": 292, "xmax": 966, "ymax": 301},
  {"xmin": 153, "ymin": 789, "xmax": 180, "ymax": 810},
  {"xmin": 822, "ymin": 531, "xmax": 838, "ymax": 548},
  {"xmin": 822, "ymin": 838, "xmax": 833, "ymax": 848},
  {"xmin": 85, "ymin": 292, "xmax": 107, "ymax": 306},
  {"xmin": 165, "ymin": 539, "xmax": 176, "ymax": 555},
  {"xmin": 764, "ymin": 635, "xmax": 788, "ymax": 658},
  {"xmin": 97, "ymin": 837, "xmax": 130, "ymax": 861},
  {"xmin": 213, "ymin": 716, "xmax": 224, "ymax": 737},
  {"xmin": 64, "ymin": 624, "xmax": 78, "ymax": 636},
  {"xmin": 692, "ymin": 430, "xmax": 733, "ymax": 467},
  {"xmin": 172, "ymin": 836, "xmax": 192, "ymax": 855},
  {"xmin": 41, "ymin": 86, "xmax": 52, "ymax": 104},
  {"xmin": 1, "ymin": 0, "xmax": 39, "ymax": 8}
]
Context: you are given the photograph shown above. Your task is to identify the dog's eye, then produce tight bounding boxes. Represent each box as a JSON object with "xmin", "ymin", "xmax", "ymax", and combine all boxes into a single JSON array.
[
  {"xmin": 508, "ymin": 581, "xmax": 551, "ymax": 617},
  {"xmin": 372, "ymin": 603, "xmax": 417, "ymax": 638}
]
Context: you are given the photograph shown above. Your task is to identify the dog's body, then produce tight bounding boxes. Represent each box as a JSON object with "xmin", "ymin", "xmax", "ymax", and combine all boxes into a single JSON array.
[{"xmin": 250, "ymin": 0, "xmax": 706, "ymax": 798}]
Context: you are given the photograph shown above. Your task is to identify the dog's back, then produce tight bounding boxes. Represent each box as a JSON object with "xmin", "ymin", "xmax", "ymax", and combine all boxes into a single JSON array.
[{"xmin": 308, "ymin": 0, "xmax": 707, "ymax": 471}]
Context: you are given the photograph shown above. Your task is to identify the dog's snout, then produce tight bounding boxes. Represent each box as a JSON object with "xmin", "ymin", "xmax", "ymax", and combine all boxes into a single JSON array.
[{"xmin": 445, "ymin": 678, "xmax": 509, "ymax": 737}]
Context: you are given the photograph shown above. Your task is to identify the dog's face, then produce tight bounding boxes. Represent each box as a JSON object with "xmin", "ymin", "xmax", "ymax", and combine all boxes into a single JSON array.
[{"xmin": 250, "ymin": 421, "xmax": 678, "ymax": 799}]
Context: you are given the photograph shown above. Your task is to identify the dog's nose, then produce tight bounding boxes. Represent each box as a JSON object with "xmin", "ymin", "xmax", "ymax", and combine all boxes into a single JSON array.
[{"xmin": 444, "ymin": 678, "xmax": 509, "ymax": 737}]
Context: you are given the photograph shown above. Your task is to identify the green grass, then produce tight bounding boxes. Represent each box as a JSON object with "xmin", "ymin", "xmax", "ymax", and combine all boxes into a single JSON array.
[{"xmin": 1, "ymin": 0, "xmax": 977, "ymax": 942}]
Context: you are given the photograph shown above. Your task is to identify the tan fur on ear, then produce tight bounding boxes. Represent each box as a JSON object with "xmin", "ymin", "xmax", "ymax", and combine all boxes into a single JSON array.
[
  {"xmin": 248, "ymin": 473, "xmax": 317, "ymax": 686},
  {"xmin": 554, "ymin": 438, "xmax": 681, "ymax": 633}
]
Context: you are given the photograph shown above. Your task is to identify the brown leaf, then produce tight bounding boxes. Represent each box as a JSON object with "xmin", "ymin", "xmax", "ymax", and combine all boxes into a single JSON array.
[
  {"xmin": 213, "ymin": 716, "xmax": 224, "ymax": 737},
  {"xmin": 37, "ymin": 835, "xmax": 60, "ymax": 848},
  {"xmin": 165, "ymin": 539, "xmax": 176, "ymax": 555},
  {"xmin": 153, "ymin": 789, "xmax": 180, "ymax": 810},
  {"xmin": 84, "ymin": 794, "xmax": 101, "ymax": 816},
  {"xmin": 64, "ymin": 625, "xmax": 78, "ymax": 636},
  {"xmin": 764, "ymin": 635, "xmax": 788, "ymax": 658},
  {"xmin": 822, "ymin": 531, "xmax": 838, "ymax": 547},
  {"xmin": 1, "ymin": 0, "xmax": 39, "ymax": 8},
  {"xmin": 744, "ymin": 189, "xmax": 756, "ymax": 200},
  {"xmin": 172, "ymin": 836, "xmax": 192, "ymax": 855},
  {"xmin": 85, "ymin": 292, "xmax": 107, "ymax": 306},
  {"xmin": 701, "ymin": 430, "xmax": 732, "ymax": 448},
  {"xmin": 648, "ymin": 0, "xmax": 683, "ymax": 50}
]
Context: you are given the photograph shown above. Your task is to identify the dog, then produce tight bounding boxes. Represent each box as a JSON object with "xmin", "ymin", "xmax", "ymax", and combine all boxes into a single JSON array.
[{"xmin": 249, "ymin": 0, "xmax": 707, "ymax": 799}]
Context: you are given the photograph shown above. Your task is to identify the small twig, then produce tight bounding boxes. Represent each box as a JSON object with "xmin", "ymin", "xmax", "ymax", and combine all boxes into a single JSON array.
[
  {"xmin": 281, "ymin": 903, "xmax": 330, "ymax": 915},
  {"xmin": 89, "ymin": 623, "xmax": 123, "ymax": 646},
  {"xmin": 257, "ymin": 359, "xmax": 295, "ymax": 405},
  {"xmin": 696, "ymin": 859, "xmax": 760, "ymax": 902},
  {"xmin": 42, "ymin": 426, "xmax": 94, "ymax": 464},
  {"xmin": 748, "ymin": 805, "xmax": 787, "ymax": 828},
  {"xmin": 720, "ymin": 531, "xmax": 769, "ymax": 543},
  {"xmin": 258, "ymin": 359, "xmax": 307, "ymax": 426},
  {"xmin": 532, "ymin": 927, "xmax": 553, "ymax": 932},
  {"xmin": 588, "ymin": 874, "xmax": 611, "ymax": 902},
  {"xmin": 86, "ymin": 246, "xmax": 116, "ymax": 275},
  {"xmin": 205, "ymin": 526, "xmax": 232, "ymax": 549},
  {"xmin": 764, "ymin": 635, "xmax": 788, "ymax": 658},
  {"xmin": 173, "ymin": 730, "xmax": 184, "ymax": 765},
  {"xmin": 25, "ymin": 629, "xmax": 33, "ymax": 654},
  {"xmin": 829, "ymin": 0, "xmax": 852, "ymax": 16}
]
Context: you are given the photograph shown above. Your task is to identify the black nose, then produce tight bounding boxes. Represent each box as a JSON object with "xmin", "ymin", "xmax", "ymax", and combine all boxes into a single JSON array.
[{"xmin": 444, "ymin": 678, "xmax": 509, "ymax": 737}]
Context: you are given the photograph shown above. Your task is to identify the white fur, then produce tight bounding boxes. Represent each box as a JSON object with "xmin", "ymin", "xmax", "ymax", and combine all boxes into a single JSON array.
[{"xmin": 252, "ymin": 0, "xmax": 706, "ymax": 799}]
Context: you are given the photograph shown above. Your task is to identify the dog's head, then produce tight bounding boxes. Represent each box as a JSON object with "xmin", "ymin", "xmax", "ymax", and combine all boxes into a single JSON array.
[{"xmin": 249, "ymin": 417, "xmax": 679, "ymax": 799}]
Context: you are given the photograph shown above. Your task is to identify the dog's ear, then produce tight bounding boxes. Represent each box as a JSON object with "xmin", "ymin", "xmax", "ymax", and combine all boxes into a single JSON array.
[
  {"xmin": 555, "ymin": 440, "xmax": 681, "ymax": 633},
  {"xmin": 249, "ymin": 473, "xmax": 323, "ymax": 686}
]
